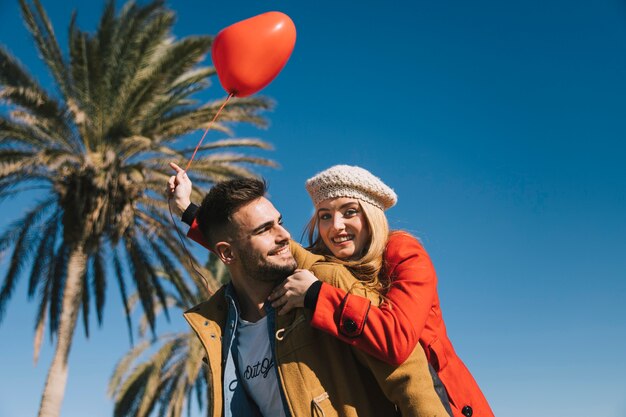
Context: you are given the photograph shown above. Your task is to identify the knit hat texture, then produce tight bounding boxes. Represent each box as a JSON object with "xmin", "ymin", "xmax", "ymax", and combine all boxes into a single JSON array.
[{"xmin": 305, "ymin": 165, "xmax": 397, "ymax": 210}]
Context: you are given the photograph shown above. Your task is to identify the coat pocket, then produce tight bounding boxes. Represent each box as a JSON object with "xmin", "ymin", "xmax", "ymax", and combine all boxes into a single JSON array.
[{"xmin": 309, "ymin": 386, "xmax": 334, "ymax": 417}]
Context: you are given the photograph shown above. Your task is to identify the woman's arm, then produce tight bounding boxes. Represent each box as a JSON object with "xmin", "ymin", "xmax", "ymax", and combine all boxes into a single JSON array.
[
  {"xmin": 167, "ymin": 162, "xmax": 212, "ymax": 250},
  {"xmin": 188, "ymin": 193, "xmax": 435, "ymax": 365},
  {"xmin": 186, "ymin": 212, "xmax": 211, "ymax": 250},
  {"xmin": 310, "ymin": 231, "xmax": 438, "ymax": 366},
  {"xmin": 182, "ymin": 190, "xmax": 435, "ymax": 365}
]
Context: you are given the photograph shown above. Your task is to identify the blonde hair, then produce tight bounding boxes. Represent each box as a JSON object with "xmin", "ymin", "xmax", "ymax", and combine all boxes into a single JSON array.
[{"xmin": 305, "ymin": 199, "xmax": 390, "ymax": 292}]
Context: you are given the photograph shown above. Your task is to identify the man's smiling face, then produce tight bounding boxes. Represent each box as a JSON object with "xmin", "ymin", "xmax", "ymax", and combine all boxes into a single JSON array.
[{"xmin": 230, "ymin": 196, "xmax": 297, "ymax": 283}]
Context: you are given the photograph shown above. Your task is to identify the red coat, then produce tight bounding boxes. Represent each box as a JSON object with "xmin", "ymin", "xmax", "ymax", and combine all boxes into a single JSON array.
[
  {"xmin": 310, "ymin": 231, "xmax": 494, "ymax": 417},
  {"xmin": 187, "ymin": 222, "xmax": 493, "ymax": 417}
]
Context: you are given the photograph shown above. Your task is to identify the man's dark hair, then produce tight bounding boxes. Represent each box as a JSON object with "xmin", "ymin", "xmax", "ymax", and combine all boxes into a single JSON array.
[{"xmin": 196, "ymin": 178, "xmax": 267, "ymax": 247}]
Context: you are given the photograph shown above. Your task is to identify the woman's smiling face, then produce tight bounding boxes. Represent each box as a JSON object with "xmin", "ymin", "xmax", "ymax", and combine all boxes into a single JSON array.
[{"xmin": 316, "ymin": 197, "xmax": 370, "ymax": 260}]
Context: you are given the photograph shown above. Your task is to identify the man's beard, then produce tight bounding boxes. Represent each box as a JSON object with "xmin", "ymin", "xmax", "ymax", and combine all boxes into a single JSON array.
[{"xmin": 239, "ymin": 244, "xmax": 297, "ymax": 284}]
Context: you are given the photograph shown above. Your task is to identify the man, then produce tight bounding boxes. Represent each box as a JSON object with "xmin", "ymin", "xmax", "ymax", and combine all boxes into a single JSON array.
[{"xmin": 175, "ymin": 174, "xmax": 451, "ymax": 417}]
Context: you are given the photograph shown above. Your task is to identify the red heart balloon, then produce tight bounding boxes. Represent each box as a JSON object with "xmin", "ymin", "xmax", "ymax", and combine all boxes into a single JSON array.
[{"xmin": 212, "ymin": 12, "xmax": 296, "ymax": 97}]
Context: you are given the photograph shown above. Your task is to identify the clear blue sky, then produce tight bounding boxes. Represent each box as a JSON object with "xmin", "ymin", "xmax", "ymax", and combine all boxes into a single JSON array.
[{"xmin": 1, "ymin": 0, "xmax": 626, "ymax": 416}]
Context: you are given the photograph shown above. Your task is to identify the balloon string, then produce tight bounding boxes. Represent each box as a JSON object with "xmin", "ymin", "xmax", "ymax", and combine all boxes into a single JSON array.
[
  {"xmin": 167, "ymin": 198, "xmax": 214, "ymax": 297},
  {"xmin": 185, "ymin": 92, "xmax": 234, "ymax": 172},
  {"xmin": 167, "ymin": 93, "xmax": 232, "ymax": 297}
]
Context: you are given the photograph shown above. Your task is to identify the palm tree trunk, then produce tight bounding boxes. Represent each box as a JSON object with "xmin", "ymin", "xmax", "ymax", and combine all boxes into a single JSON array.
[{"xmin": 37, "ymin": 244, "xmax": 88, "ymax": 417}]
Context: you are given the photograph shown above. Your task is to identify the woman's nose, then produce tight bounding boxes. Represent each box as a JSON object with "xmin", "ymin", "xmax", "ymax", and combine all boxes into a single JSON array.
[{"xmin": 332, "ymin": 216, "xmax": 345, "ymax": 231}]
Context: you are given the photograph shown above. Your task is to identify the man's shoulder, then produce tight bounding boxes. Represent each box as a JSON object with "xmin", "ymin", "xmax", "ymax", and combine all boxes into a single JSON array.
[
  {"xmin": 289, "ymin": 240, "xmax": 358, "ymax": 288},
  {"xmin": 183, "ymin": 285, "xmax": 228, "ymax": 328},
  {"xmin": 309, "ymin": 261, "xmax": 356, "ymax": 287},
  {"xmin": 289, "ymin": 240, "xmax": 325, "ymax": 269},
  {"xmin": 309, "ymin": 262, "xmax": 381, "ymax": 303}
]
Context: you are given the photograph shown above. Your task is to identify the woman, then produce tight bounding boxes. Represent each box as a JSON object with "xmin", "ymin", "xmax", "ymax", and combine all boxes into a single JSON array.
[{"xmin": 169, "ymin": 163, "xmax": 494, "ymax": 417}]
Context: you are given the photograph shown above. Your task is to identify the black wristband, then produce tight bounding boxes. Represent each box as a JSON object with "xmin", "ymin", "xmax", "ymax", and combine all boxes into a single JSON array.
[
  {"xmin": 181, "ymin": 203, "xmax": 199, "ymax": 226},
  {"xmin": 304, "ymin": 281, "xmax": 323, "ymax": 310}
]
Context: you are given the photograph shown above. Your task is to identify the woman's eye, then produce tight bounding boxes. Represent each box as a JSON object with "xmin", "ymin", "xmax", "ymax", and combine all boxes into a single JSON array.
[
  {"xmin": 319, "ymin": 213, "xmax": 331, "ymax": 221},
  {"xmin": 344, "ymin": 209, "xmax": 358, "ymax": 217}
]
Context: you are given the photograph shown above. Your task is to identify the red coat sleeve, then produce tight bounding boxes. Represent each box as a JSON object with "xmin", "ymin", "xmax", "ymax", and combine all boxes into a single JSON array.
[
  {"xmin": 310, "ymin": 231, "xmax": 438, "ymax": 366},
  {"xmin": 187, "ymin": 218, "xmax": 211, "ymax": 250}
]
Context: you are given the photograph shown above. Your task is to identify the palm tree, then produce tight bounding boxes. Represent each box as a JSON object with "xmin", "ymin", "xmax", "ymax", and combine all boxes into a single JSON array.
[
  {"xmin": 0, "ymin": 1, "xmax": 276, "ymax": 416},
  {"xmin": 109, "ymin": 254, "xmax": 229, "ymax": 417}
]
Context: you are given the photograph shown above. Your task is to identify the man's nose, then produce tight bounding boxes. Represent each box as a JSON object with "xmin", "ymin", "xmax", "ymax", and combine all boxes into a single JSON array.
[{"xmin": 276, "ymin": 224, "xmax": 291, "ymax": 241}]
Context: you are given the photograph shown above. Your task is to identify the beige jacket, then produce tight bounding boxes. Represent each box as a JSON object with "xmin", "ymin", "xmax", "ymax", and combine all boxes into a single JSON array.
[{"xmin": 184, "ymin": 242, "xmax": 450, "ymax": 417}]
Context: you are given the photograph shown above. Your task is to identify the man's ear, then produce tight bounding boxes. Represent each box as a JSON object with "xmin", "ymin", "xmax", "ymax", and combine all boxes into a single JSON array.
[{"xmin": 214, "ymin": 241, "xmax": 235, "ymax": 264}]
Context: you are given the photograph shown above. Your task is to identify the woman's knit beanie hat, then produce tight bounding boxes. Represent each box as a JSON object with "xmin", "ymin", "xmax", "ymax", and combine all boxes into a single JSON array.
[{"xmin": 305, "ymin": 165, "xmax": 397, "ymax": 211}]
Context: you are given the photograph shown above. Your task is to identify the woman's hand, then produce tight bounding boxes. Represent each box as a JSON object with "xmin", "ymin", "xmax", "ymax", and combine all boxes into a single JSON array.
[
  {"xmin": 269, "ymin": 269, "xmax": 319, "ymax": 315},
  {"xmin": 167, "ymin": 162, "xmax": 193, "ymax": 215}
]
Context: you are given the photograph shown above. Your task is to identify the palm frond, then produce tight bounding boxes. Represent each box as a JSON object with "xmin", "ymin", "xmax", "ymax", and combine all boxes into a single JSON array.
[
  {"xmin": 177, "ymin": 137, "xmax": 274, "ymax": 155},
  {"xmin": 126, "ymin": 37, "xmax": 212, "ymax": 118},
  {"xmin": 137, "ymin": 294, "xmax": 177, "ymax": 339},
  {"xmin": 141, "ymin": 243, "xmax": 170, "ymax": 322},
  {"xmin": 80, "ymin": 262, "xmax": 90, "ymax": 338},
  {"xmin": 33, "ymin": 267, "xmax": 52, "ymax": 364},
  {"xmin": 110, "ymin": 275, "xmax": 218, "ymax": 417},
  {"xmin": 0, "ymin": 116, "xmax": 55, "ymax": 150},
  {"xmin": 147, "ymin": 239, "xmax": 194, "ymax": 307},
  {"xmin": 0, "ymin": 197, "xmax": 55, "ymax": 322},
  {"xmin": 186, "ymin": 160, "xmax": 276, "ymax": 186},
  {"xmin": 113, "ymin": 247, "xmax": 134, "ymax": 345},
  {"xmin": 104, "ymin": 7, "xmax": 177, "ymax": 134},
  {"xmin": 0, "ymin": 85, "xmax": 61, "ymax": 124},
  {"xmin": 48, "ymin": 243, "xmax": 69, "ymax": 337},
  {"xmin": 18, "ymin": 0, "xmax": 70, "ymax": 99},
  {"xmin": 109, "ymin": 338, "xmax": 152, "ymax": 398},
  {"xmin": 27, "ymin": 211, "xmax": 60, "ymax": 298},
  {"xmin": 112, "ymin": 332, "xmax": 204, "ymax": 417},
  {"xmin": 125, "ymin": 237, "xmax": 157, "ymax": 335},
  {"xmin": 169, "ymin": 66, "xmax": 216, "ymax": 92},
  {"xmin": 93, "ymin": 247, "xmax": 106, "ymax": 325},
  {"xmin": 113, "ymin": 364, "xmax": 154, "ymax": 417},
  {"xmin": 135, "ymin": 338, "xmax": 180, "ymax": 417},
  {"xmin": 0, "ymin": 46, "xmax": 41, "ymax": 88},
  {"xmin": 68, "ymin": 14, "xmax": 95, "ymax": 127}
]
